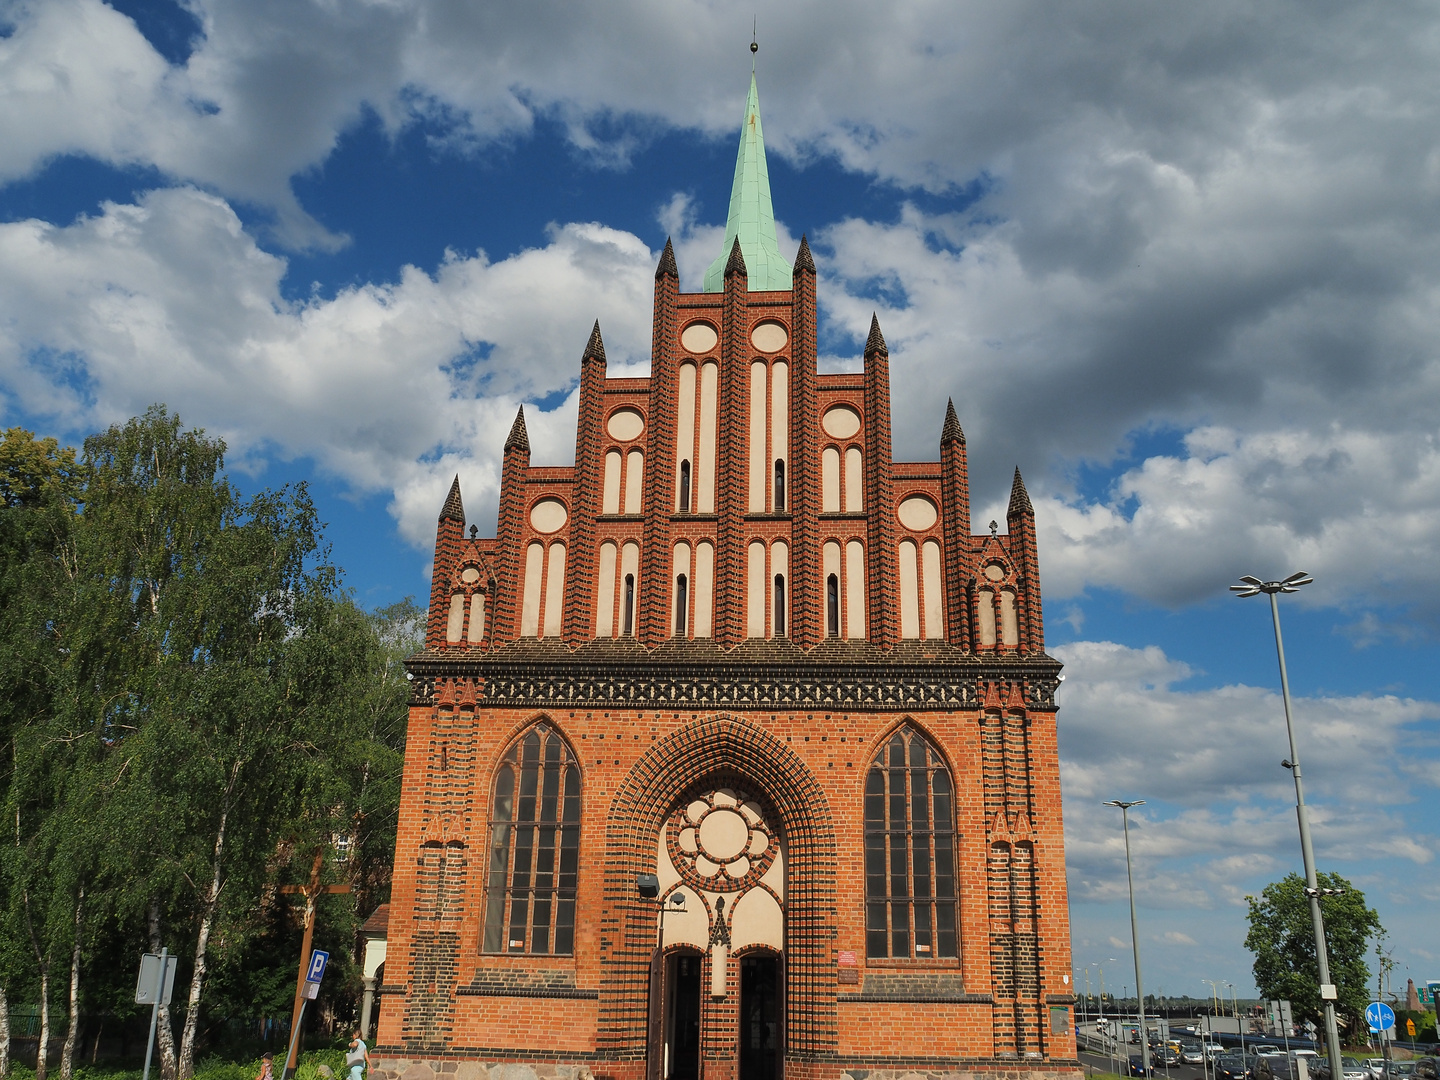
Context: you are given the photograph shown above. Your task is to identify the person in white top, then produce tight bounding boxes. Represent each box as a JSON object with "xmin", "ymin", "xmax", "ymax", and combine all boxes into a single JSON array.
[{"xmin": 345, "ymin": 1031, "xmax": 368, "ymax": 1080}]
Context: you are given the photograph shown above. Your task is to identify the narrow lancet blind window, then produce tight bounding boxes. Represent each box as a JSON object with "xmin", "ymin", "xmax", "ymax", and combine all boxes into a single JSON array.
[
  {"xmin": 864, "ymin": 727, "xmax": 957, "ymax": 959},
  {"xmin": 483, "ymin": 724, "xmax": 581, "ymax": 955}
]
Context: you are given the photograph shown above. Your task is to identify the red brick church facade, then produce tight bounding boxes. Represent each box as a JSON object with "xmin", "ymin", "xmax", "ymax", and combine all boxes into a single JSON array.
[{"xmin": 375, "ymin": 69, "xmax": 1078, "ymax": 1080}]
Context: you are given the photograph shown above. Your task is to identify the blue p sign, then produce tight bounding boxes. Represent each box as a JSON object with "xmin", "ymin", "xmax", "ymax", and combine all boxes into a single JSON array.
[{"xmin": 306, "ymin": 949, "xmax": 329, "ymax": 984}]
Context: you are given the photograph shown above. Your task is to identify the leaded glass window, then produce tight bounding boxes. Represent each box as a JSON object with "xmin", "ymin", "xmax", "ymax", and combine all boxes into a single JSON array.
[
  {"xmin": 482, "ymin": 724, "xmax": 581, "ymax": 954},
  {"xmin": 864, "ymin": 726, "xmax": 957, "ymax": 959}
]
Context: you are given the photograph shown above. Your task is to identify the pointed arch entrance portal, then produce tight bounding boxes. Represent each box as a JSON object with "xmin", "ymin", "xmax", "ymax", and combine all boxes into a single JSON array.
[{"xmin": 653, "ymin": 785, "xmax": 784, "ymax": 1080}]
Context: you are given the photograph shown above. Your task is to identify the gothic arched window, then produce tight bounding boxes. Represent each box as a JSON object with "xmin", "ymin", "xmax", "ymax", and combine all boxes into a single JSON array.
[
  {"xmin": 864, "ymin": 726, "xmax": 957, "ymax": 959},
  {"xmin": 483, "ymin": 723, "xmax": 581, "ymax": 955}
]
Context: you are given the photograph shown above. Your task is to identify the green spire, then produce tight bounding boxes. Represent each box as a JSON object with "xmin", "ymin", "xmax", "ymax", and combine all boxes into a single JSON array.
[{"xmin": 703, "ymin": 72, "xmax": 792, "ymax": 292}]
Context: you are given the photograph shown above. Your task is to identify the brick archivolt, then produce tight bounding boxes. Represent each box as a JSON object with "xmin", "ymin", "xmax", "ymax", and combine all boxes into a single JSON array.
[{"xmin": 598, "ymin": 714, "xmax": 838, "ymax": 1061}]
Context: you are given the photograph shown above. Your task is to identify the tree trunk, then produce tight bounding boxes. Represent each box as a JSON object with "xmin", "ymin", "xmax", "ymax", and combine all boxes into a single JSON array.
[
  {"xmin": 1, "ymin": 983, "xmax": 11, "ymax": 1079},
  {"xmin": 59, "ymin": 887, "xmax": 83, "ymax": 1080},
  {"xmin": 147, "ymin": 899, "xmax": 178, "ymax": 1080},
  {"xmin": 36, "ymin": 964, "xmax": 50, "ymax": 1080},
  {"xmin": 23, "ymin": 889, "xmax": 51, "ymax": 1080},
  {"xmin": 177, "ymin": 800, "xmax": 229, "ymax": 1080}
]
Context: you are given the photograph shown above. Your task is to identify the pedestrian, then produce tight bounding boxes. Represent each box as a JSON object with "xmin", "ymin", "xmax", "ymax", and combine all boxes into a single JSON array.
[
  {"xmin": 346, "ymin": 1030, "xmax": 369, "ymax": 1080},
  {"xmin": 256, "ymin": 1053, "xmax": 276, "ymax": 1080}
]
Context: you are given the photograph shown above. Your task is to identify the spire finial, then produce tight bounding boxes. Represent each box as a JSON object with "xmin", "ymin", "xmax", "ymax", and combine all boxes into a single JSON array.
[
  {"xmin": 725, "ymin": 235, "xmax": 747, "ymax": 279},
  {"xmin": 1008, "ymin": 467, "xmax": 1033, "ymax": 515},
  {"xmin": 440, "ymin": 474, "xmax": 465, "ymax": 522},
  {"xmin": 656, "ymin": 237, "xmax": 678, "ymax": 280},
  {"xmin": 583, "ymin": 319, "xmax": 607, "ymax": 363},
  {"xmin": 751, "ymin": 19, "xmax": 758, "ymax": 71},
  {"xmin": 865, "ymin": 313, "xmax": 888, "ymax": 357},
  {"xmin": 794, "ymin": 234, "xmax": 815, "ymax": 273},
  {"xmin": 505, "ymin": 406, "xmax": 530, "ymax": 454},
  {"xmin": 942, "ymin": 398, "xmax": 965, "ymax": 445}
]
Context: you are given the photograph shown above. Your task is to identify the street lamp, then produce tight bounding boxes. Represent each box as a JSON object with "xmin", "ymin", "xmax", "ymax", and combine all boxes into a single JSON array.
[
  {"xmin": 1228, "ymin": 983, "xmax": 1247, "ymax": 1058},
  {"xmin": 1105, "ymin": 799, "xmax": 1151, "ymax": 1078},
  {"xmin": 1098, "ymin": 958, "xmax": 1119, "ymax": 1072},
  {"xmin": 1230, "ymin": 572, "xmax": 1345, "ymax": 1077}
]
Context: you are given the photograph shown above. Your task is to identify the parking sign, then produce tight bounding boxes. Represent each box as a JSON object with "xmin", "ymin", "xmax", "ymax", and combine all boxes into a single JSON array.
[{"xmin": 306, "ymin": 949, "xmax": 329, "ymax": 984}]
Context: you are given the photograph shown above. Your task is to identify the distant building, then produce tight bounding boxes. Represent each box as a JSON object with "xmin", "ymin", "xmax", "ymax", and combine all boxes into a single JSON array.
[{"xmin": 375, "ymin": 64, "xmax": 1076, "ymax": 1080}]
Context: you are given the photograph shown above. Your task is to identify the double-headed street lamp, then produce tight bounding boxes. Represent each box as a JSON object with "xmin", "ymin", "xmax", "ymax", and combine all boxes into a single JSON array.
[
  {"xmin": 1105, "ymin": 799, "xmax": 1150, "ymax": 1078},
  {"xmin": 1230, "ymin": 571, "xmax": 1344, "ymax": 1077}
]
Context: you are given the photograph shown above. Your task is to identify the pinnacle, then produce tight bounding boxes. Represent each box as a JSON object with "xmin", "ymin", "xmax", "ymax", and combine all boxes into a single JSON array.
[
  {"xmin": 1008, "ymin": 467, "xmax": 1033, "ymax": 515},
  {"xmin": 865, "ymin": 313, "xmax": 888, "ymax": 357},
  {"xmin": 655, "ymin": 237, "xmax": 678, "ymax": 281},
  {"xmin": 505, "ymin": 406, "xmax": 530, "ymax": 454},
  {"xmin": 583, "ymin": 319, "xmax": 607, "ymax": 364},
  {"xmin": 794, "ymin": 234, "xmax": 815, "ymax": 273},
  {"xmin": 725, "ymin": 236, "xmax": 747, "ymax": 279},
  {"xmin": 942, "ymin": 398, "xmax": 965, "ymax": 445},
  {"xmin": 439, "ymin": 474, "xmax": 465, "ymax": 522}
]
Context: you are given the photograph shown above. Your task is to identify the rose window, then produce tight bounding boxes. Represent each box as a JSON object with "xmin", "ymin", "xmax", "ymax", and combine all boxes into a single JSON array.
[{"xmin": 666, "ymin": 788, "xmax": 777, "ymax": 893}]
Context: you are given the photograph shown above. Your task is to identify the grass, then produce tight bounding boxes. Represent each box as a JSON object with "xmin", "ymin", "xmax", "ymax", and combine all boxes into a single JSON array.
[{"xmin": 3, "ymin": 1049, "xmax": 350, "ymax": 1080}]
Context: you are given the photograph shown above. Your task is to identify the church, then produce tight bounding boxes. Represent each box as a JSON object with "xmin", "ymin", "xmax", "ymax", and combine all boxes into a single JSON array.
[{"xmin": 372, "ymin": 62, "xmax": 1077, "ymax": 1080}]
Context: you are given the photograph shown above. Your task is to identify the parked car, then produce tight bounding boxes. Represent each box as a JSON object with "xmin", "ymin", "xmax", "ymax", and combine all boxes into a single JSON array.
[
  {"xmin": 1255, "ymin": 1054, "xmax": 1301, "ymax": 1080},
  {"xmin": 1313, "ymin": 1057, "xmax": 1372, "ymax": 1080},
  {"xmin": 1216, "ymin": 1055, "xmax": 1252, "ymax": 1080}
]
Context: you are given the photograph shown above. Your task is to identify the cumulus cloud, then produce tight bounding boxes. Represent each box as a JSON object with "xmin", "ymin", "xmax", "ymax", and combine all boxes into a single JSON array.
[
  {"xmin": 0, "ymin": 186, "xmax": 656, "ymax": 542},
  {"xmin": 1055, "ymin": 640, "xmax": 1440, "ymax": 910}
]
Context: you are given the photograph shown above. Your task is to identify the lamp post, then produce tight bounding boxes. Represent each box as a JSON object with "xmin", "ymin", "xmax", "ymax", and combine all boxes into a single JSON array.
[
  {"xmin": 1099, "ymin": 958, "xmax": 1118, "ymax": 1072},
  {"xmin": 1228, "ymin": 983, "xmax": 1247, "ymax": 1059},
  {"xmin": 1106, "ymin": 799, "xmax": 1151, "ymax": 1077},
  {"xmin": 1231, "ymin": 572, "xmax": 1345, "ymax": 1078}
]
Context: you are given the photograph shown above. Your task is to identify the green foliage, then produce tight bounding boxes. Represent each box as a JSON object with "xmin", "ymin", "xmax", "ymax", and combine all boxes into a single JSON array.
[
  {"xmin": 1245, "ymin": 872, "xmax": 1382, "ymax": 1036},
  {"xmin": 0, "ymin": 408, "xmax": 418, "ymax": 1072}
]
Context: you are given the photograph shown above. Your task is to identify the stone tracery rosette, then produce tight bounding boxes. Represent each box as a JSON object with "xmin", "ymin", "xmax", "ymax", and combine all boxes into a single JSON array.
[{"xmin": 665, "ymin": 787, "xmax": 778, "ymax": 896}]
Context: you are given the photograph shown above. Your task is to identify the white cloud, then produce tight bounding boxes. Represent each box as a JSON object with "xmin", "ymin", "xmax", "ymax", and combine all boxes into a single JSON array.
[
  {"xmin": 1055, "ymin": 640, "xmax": 1440, "ymax": 910},
  {"xmin": 0, "ymin": 187, "xmax": 657, "ymax": 543}
]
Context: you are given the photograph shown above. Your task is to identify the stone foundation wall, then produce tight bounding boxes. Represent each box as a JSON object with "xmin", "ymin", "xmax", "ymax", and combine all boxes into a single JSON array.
[
  {"xmin": 369, "ymin": 1057, "xmax": 1082, "ymax": 1080},
  {"xmin": 369, "ymin": 1060, "xmax": 598, "ymax": 1080}
]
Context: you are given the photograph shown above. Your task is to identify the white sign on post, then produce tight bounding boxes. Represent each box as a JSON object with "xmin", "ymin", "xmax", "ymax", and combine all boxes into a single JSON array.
[{"xmin": 135, "ymin": 953, "xmax": 178, "ymax": 1006}]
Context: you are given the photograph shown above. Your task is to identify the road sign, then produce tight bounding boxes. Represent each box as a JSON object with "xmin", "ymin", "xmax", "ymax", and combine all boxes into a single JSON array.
[
  {"xmin": 135, "ymin": 953, "xmax": 178, "ymax": 1006},
  {"xmin": 1366, "ymin": 1001, "xmax": 1396, "ymax": 1033},
  {"xmin": 305, "ymin": 949, "xmax": 329, "ymax": 984},
  {"xmin": 1408, "ymin": 1019, "xmax": 1416, "ymax": 1037}
]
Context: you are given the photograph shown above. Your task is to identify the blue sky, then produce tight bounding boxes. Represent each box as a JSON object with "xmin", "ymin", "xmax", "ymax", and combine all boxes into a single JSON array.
[{"xmin": 3, "ymin": 0, "xmax": 1440, "ymax": 1002}]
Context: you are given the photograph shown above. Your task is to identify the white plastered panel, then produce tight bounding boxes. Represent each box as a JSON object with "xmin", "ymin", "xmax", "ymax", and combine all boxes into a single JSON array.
[
  {"xmin": 694, "ymin": 541, "xmax": 715, "ymax": 638},
  {"xmin": 624, "ymin": 450, "xmax": 644, "ymax": 514},
  {"xmin": 822, "ymin": 448, "xmax": 840, "ymax": 511},
  {"xmin": 602, "ymin": 450, "xmax": 622, "ymax": 515},
  {"xmin": 899, "ymin": 539, "xmax": 920, "ymax": 639},
  {"xmin": 698, "ymin": 363, "xmax": 718, "ymax": 513},
  {"xmin": 747, "ymin": 541, "xmax": 766, "ymax": 637},
  {"xmin": 845, "ymin": 540, "xmax": 866, "ymax": 639},
  {"xmin": 748, "ymin": 361, "xmax": 767, "ymax": 512},
  {"xmin": 922, "ymin": 540, "xmax": 944, "ymax": 640},
  {"xmin": 520, "ymin": 542, "xmax": 544, "ymax": 636},
  {"xmin": 542, "ymin": 542, "xmax": 566, "ymax": 637},
  {"xmin": 845, "ymin": 447, "xmax": 864, "ymax": 510},
  {"xmin": 595, "ymin": 541, "xmax": 616, "ymax": 637}
]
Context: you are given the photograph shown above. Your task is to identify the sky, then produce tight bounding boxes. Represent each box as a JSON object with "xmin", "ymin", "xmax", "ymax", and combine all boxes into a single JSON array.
[{"xmin": 3, "ymin": 0, "xmax": 1440, "ymax": 1004}]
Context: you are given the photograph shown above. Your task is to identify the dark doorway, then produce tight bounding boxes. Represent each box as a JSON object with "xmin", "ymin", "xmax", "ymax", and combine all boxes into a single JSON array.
[
  {"xmin": 739, "ymin": 954, "xmax": 781, "ymax": 1080},
  {"xmin": 666, "ymin": 953, "xmax": 701, "ymax": 1080}
]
